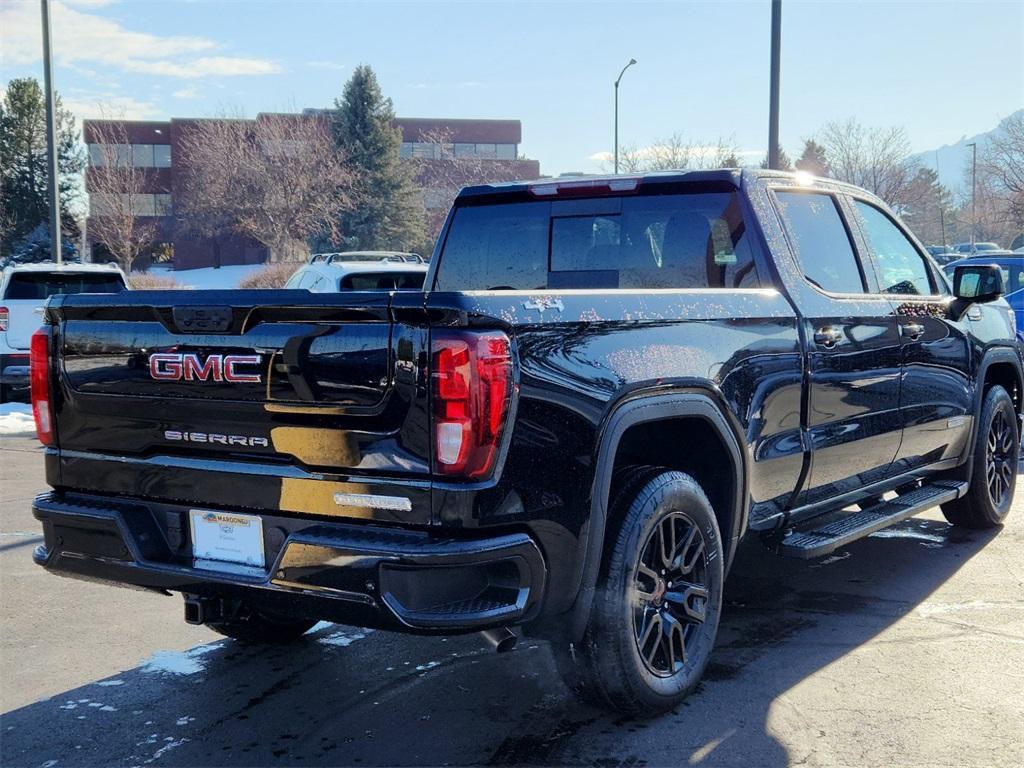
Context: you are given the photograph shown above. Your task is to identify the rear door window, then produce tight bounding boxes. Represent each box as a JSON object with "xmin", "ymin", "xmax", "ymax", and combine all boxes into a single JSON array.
[
  {"xmin": 774, "ymin": 191, "xmax": 866, "ymax": 294},
  {"xmin": 3, "ymin": 272, "xmax": 126, "ymax": 300},
  {"xmin": 435, "ymin": 191, "xmax": 759, "ymax": 291}
]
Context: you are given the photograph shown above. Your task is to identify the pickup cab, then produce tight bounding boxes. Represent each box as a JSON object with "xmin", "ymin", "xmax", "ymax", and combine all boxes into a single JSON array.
[
  {"xmin": 28, "ymin": 170, "xmax": 1022, "ymax": 715},
  {"xmin": 0, "ymin": 262, "xmax": 127, "ymax": 402}
]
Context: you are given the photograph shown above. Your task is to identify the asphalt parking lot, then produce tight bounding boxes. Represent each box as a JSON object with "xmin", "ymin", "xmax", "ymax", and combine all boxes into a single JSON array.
[{"xmin": 1, "ymin": 434, "xmax": 1022, "ymax": 768}]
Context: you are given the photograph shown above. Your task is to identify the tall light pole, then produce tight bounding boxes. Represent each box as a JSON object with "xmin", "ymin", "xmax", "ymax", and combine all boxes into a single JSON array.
[
  {"xmin": 41, "ymin": 0, "xmax": 62, "ymax": 264},
  {"xmin": 935, "ymin": 150, "xmax": 947, "ymax": 248},
  {"xmin": 767, "ymin": 0, "xmax": 782, "ymax": 170},
  {"xmin": 614, "ymin": 58, "xmax": 637, "ymax": 174},
  {"xmin": 966, "ymin": 142, "xmax": 977, "ymax": 251}
]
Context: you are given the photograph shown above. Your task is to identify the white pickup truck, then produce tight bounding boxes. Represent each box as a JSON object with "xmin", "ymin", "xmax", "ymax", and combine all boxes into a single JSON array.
[{"xmin": 0, "ymin": 262, "xmax": 127, "ymax": 402}]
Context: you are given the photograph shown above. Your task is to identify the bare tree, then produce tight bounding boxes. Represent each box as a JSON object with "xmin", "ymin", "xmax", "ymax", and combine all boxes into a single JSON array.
[
  {"xmin": 86, "ymin": 121, "xmax": 158, "ymax": 272},
  {"xmin": 818, "ymin": 118, "xmax": 919, "ymax": 211},
  {"xmin": 978, "ymin": 112, "xmax": 1024, "ymax": 234},
  {"xmin": 604, "ymin": 133, "xmax": 741, "ymax": 173},
  {"xmin": 413, "ymin": 128, "xmax": 524, "ymax": 241},
  {"xmin": 176, "ymin": 114, "xmax": 356, "ymax": 262}
]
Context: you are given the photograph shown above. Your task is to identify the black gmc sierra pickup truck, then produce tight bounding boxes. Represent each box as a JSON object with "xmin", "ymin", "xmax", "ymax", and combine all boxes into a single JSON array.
[{"xmin": 29, "ymin": 169, "xmax": 1021, "ymax": 715}]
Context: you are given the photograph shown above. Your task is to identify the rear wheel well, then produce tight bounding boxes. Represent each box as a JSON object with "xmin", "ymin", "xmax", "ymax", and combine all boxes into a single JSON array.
[
  {"xmin": 983, "ymin": 361, "xmax": 1022, "ymax": 414},
  {"xmin": 608, "ymin": 417, "xmax": 738, "ymax": 550}
]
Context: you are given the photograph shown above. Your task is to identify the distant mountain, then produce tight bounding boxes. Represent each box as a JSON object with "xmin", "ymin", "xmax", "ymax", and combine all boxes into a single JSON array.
[{"xmin": 909, "ymin": 109, "xmax": 1023, "ymax": 199}]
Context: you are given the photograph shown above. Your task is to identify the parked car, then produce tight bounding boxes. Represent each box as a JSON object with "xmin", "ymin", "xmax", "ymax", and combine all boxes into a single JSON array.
[
  {"xmin": 287, "ymin": 251, "xmax": 428, "ymax": 291},
  {"xmin": 925, "ymin": 245, "xmax": 958, "ymax": 265},
  {"xmin": 28, "ymin": 170, "xmax": 1021, "ymax": 716},
  {"xmin": 945, "ymin": 253, "xmax": 1024, "ymax": 341},
  {"xmin": 953, "ymin": 242, "xmax": 1002, "ymax": 254},
  {"xmin": 0, "ymin": 261, "xmax": 127, "ymax": 402}
]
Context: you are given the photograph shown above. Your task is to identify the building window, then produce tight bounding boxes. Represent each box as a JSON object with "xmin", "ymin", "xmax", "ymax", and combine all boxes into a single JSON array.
[
  {"xmin": 155, "ymin": 193, "xmax": 173, "ymax": 216},
  {"xmin": 154, "ymin": 144, "xmax": 171, "ymax": 167},
  {"xmin": 132, "ymin": 144, "xmax": 154, "ymax": 167},
  {"xmin": 399, "ymin": 142, "xmax": 413, "ymax": 158},
  {"xmin": 88, "ymin": 143, "xmax": 171, "ymax": 168},
  {"xmin": 496, "ymin": 144, "xmax": 516, "ymax": 160}
]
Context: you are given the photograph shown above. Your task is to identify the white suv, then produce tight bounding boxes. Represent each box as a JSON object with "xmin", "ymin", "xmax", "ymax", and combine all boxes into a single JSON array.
[
  {"xmin": 0, "ymin": 262, "xmax": 128, "ymax": 402},
  {"xmin": 286, "ymin": 251, "xmax": 428, "ymax": 292}
]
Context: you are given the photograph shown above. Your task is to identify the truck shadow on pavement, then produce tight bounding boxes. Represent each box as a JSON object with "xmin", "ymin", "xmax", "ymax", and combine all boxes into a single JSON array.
[{"xmin": 0, "ymin": 516, "xmax": 1002, "ymax": 768}]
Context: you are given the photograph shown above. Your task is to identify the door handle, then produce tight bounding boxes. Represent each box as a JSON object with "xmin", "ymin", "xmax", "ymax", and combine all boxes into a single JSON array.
[
  {"xmin": 903, "ymin": 322, "xmax": 925, "ymax": 340},
  {"xmin": 813, "ymin": 326, "xmax": 842, "ymax": 347}
]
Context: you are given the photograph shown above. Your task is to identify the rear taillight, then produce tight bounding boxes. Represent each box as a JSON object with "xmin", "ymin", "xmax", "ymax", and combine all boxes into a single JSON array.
[
  {"xmin": 431, "ymin": 330, "xmax": 514, "ymax": 478},
  {"xmin": 30, "ymin": 327, "xmax": 54, "ymax": 446},
  {"xmin": 0, "ymin": 306, "xmax": 8, "ymax": 332}
]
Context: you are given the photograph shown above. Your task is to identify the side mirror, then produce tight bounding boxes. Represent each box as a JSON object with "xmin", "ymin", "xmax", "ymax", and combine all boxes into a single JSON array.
[{"xmin": 953, "ymin": 264, "xmax": 1003, "ymax": 303}]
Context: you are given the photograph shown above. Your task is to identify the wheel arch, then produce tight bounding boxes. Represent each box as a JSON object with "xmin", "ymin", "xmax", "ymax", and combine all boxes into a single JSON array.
[
  {"xmin": 955, "ymin": 346, "xmax": 1024, "ymax": 486},
  {"xmin": 567, "ymin": 389, "xmax": 748, "ymax": 642}
]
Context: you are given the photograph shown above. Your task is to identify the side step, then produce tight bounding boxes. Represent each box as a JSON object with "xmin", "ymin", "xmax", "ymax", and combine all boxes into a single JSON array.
[{"xmin": 776, "ymin": 481, "xmax": 968, "ymax": 559}]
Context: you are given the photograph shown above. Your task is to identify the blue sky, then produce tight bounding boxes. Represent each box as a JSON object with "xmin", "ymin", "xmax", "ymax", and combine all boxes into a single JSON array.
[{"xmin": 1, "ymin": 0, "xmax": 1021, "ymax": 175}]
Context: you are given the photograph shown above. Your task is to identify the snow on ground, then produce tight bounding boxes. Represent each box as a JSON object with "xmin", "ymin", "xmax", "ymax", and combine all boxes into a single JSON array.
[
  {"xmin": 0, "ymin": 402, "xmax": 35, "ymax": 437},
  {"xmin": 147, "ymin": 264, "xmax": 264, "ymax": 290}
]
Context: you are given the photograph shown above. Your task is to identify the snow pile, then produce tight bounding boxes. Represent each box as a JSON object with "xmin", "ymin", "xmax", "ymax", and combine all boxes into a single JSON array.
[
  {"xmin": 147, "ymin": 264, "xmax": 264, "ymax": 290},
  {"xmin": 0, "ymin": 402, "xmax": 35, "ymax": 436}
]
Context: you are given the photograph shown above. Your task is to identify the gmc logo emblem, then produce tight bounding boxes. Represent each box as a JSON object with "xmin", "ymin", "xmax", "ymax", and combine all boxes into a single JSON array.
[{"xmin": 148, "ymin": 353, "xmax": 262, "ymax": 383}]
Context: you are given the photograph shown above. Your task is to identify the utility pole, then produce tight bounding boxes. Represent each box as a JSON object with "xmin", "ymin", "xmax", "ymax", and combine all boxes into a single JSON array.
[
  {"xmin": 614, "ymin": 58, "xmax": 637, "ymax": 174},
  {"xmin": 936, "ymin": 150, "xmax": 947, "ymax": 248},
  {"xmin": 767, "ymin": 0, "xmax": 782, "ymax": 170},
  {"xmin": 966, "ymin": 142, "xmax": 977, "ymax": 251},
  {"xmin": 41, "ymin": 0, "xmax": 62, "ymax": 264}
]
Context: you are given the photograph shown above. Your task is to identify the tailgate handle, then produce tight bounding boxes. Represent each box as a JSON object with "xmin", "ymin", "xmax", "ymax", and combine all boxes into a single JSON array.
[{"xmin": 172, "ymin": 306, "xmax": 233, "ymax": 333}]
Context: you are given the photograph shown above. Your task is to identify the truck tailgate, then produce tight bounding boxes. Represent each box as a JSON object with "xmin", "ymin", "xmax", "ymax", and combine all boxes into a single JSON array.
[{"xmin": 46, "ymin": 289, "xmax": 433, "ymax": 524}]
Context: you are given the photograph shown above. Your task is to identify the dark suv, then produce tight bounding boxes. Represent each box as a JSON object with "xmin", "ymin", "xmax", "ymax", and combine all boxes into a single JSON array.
[{"xmin": 28, "ymin": 170, "xmax": 1021, "ymax": 715}]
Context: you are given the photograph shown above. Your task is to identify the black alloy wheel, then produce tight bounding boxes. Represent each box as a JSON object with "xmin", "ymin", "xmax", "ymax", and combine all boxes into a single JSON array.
[
  {"xmin": 632, "ymin": 511, "xmax": 709, "ymax": 677},
  {"xmin": 986, "ymin": 408, "xmax": 1015, "ymax": 508}
]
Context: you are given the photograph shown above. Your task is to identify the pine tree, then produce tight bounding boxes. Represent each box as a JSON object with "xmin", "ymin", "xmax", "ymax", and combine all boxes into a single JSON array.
[
  {"xmin": 760, "ymin": 146, "xmax": 793, "ymax": 171},
  {"xmin": 330, "ymin": 65, "xmax": 424, "ymax": 251},
  {"xmin": 0, "ymin": 78, "xmax": 84, "ymax": 256},
  {"xmin": 795, "ymin": 139, "xmax": 829, "ymax": 177}
]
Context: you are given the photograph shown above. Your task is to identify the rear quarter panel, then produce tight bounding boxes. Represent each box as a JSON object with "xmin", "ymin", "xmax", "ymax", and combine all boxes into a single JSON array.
[{"xmin": 427, "ymin": 289, "xmax": 802, "ymax": 614}]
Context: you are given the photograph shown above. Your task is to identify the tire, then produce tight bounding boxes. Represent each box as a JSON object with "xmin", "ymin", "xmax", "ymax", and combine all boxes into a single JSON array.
[
  {"xmin": 941, "ymin": 385, "xmax": 1019, "ymax": 529},
  {"xmin": 0, "ymin": 384, "xmax": 8, "ymax": 404},
  {"xmin": 554, "ymin": 469, "xmax": 724, "ymax": 716},
  {"xmin": 206, "ymin": 608, "xmax": 316, "ymax": 644}
]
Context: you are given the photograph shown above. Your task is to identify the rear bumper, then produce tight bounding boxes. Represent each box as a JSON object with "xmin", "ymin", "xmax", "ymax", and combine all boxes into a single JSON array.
[
  {"xmin": 0, "ymin": 352, "xmax": 30, "ymax": 397},
  {"xmin": 32, "ymin": 491, "xmax": 546, "ymax": 633}
]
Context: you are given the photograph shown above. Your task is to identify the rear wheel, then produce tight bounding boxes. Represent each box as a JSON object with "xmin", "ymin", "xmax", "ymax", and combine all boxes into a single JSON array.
[
  {"xmin": 942, "ymin": 385, "xmax": 1019, "ymax": 529},
  {"xmin": 554, "ymin": 469, "xmax": 723, "ymax": 716},
  {"xmin": 206, "ymin": 608, "xmax": 316, "ymax": 644}
]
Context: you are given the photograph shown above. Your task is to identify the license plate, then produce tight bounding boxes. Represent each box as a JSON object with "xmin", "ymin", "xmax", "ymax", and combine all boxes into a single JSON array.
[{"xmin": 189, "ymin": 509, "xmax": 265, "ymax": 569}]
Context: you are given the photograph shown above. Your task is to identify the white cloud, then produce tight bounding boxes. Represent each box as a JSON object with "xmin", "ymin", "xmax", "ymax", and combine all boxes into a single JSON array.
[
  {"xmin": 0, "ymin": 1, "xmax": 277, "ymax": 79},
  {"xmin": 172, "ymin": 86, "xmax": 201, "ymax": 100},
  {"xmin": 125, "ymin": 57, "xmax": 280, "ymax": 78},
  {"xmin": 63, "ymin": 94, "xmax": 164, "ymax": 121},
  {"xmin": 306, "ymin": 61, "xmax": 346, "ymax": 71}
]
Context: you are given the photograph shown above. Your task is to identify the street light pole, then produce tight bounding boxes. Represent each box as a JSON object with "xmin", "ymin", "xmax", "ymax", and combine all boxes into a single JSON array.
[
  {"xmin": 41, "ymin": 0, "xmax": 62, "ymax": 264},
  {"xmin": 967, "ymin": 142, "xmax": 977, "ymax": 252},
  {"xmin": 614, "ymin": 58, "xmax": 637, "ymax": 175},
  {"xmin": 767, "ymin": 0, "xmax": 782, "ymax": 170}
]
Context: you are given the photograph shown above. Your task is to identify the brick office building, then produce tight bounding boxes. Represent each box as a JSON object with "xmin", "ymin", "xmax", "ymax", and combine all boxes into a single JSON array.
[{"xmin": 83, "ymin": 115, "xmax": 541, "ymax": 270}]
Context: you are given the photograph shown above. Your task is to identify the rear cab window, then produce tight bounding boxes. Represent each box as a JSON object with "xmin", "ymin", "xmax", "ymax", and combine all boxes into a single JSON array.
[
  {"xmin": 433, "ymin": 190, "xmax": 760, "ymax": 291},
  {"xmin": 340, "ymin": 272, "xmax": 425, "ymax": 290},
  {"xmin": 3, "ymin": 271, "xmax": 127, "ymax": 300}
]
